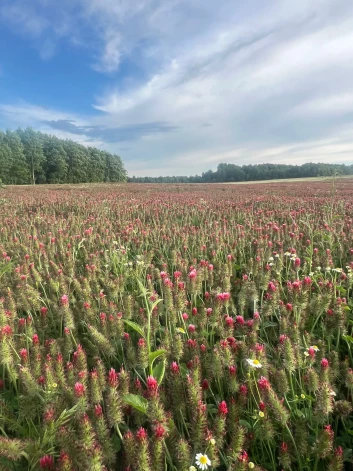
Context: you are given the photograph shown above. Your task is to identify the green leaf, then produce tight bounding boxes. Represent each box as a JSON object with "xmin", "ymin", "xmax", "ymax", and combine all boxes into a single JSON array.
[
  {"xmin": 150, "ymin": 298, "xmax": 163, "ymax": 312},
  {"xmin": 343, "ymin": 335, "xmax": 353, "ymax": 344},
  {"xmin": 148, "ymin": 349, "xmax": 167, "ymax": 367},
  {"xmin": 153, "ymin": 360, "xmax": 166, "ymax": 385},
  {"xmin": 123, "ymin": 319, "xmax": 145, "ymax": 338},
  {"xmin": 0, "ymin": 262, "xmax": 12, "ymax": 278},
  {"xmin": 263, "ymin": 321, "xmax": 277, "ymax": 328},
  {"xmin": 206, "ymin": 404, "xmax": 218, "ymax": 414},
  {"xmin": 239, "ymin": 419, "xmax": 252, "ymax": 430},
  {"xmin": 122, "ymin": 393, "xmax": 148, "ymax": 414},
  {"xmin": 112, "ymin": 434, "xmax": 122, "ymax": 452}
]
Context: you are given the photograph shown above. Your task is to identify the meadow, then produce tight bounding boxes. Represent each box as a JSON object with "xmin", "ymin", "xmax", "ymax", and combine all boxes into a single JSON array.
[{"xmin": 0, "ymin": 180, "xmax": 353, "ymax": 471}]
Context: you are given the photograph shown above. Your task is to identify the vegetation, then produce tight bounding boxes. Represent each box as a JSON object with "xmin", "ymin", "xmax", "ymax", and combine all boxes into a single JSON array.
[
  {"xmin": 129, "ymin": 162, "xmax": 353, "ymax": 183},
  {"xmin": 0, "ymin": 181, "xmax": 352, "ymax": 471},
  {"xmin": 0, "ymin": 128, "xmax": 126, "ymax": 184}
]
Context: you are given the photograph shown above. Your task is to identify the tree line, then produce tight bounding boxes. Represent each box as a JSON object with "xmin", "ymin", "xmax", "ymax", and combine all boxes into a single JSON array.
[
  {"xmin": 0, "ymin": 128, "xmax": 126, "ymax": 184},
  {"xmin": 129, "ymin": 162, "xmax": 353, "ymax": 183}
]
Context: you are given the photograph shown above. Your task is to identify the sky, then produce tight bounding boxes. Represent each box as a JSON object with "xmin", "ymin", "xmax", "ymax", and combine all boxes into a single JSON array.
[{"xmin": 1, "ymin": 0, "xmax": 353, "ymax": 176}]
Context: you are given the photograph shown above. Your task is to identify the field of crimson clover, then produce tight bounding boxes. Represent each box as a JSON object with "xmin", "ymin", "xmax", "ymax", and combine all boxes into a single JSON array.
[{"xmin": 0, "ymin": 180, "xmax": 353, "ymax": 471}]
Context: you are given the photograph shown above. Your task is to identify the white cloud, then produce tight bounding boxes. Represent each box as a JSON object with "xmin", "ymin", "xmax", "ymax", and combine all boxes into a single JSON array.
[{"xmin": 1, "ymin": 0, "xmax": 353, "ymax": 175}]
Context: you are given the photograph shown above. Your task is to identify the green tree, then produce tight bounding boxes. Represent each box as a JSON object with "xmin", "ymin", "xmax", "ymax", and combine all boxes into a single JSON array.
[
  {"xmin": 63, "ymin": 140, "xmax": 89, "ymax": 183},
  {"xmin": 42, "ymin": 135, "xmax": 68, "ymax": 183},
  {"xmin": 17, "ymin": 128, "xmax": 46, "ymax": 184},
  {"xmin": 4, "ymin": 130, "xmax": 30, "ymax": 184},
  {"xmin": 0, "ymin": 131, "xmax": 13, "ymax": 184}
]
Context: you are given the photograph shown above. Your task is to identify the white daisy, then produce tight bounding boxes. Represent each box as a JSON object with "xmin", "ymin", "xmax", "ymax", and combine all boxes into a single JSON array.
[
  {"xmin": 195, "ymin": 453, "xmax": 211, "ymax": 470},
  {"xmin": 246, "ymin": 358, "xmax": 262, "ymax": 369},
  {"xmin": 309, "ymin": 345, "xmax": 319, "ymax": 352}
]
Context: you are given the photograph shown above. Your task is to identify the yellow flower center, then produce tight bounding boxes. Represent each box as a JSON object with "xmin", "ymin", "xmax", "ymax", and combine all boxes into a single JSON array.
[
  {"xmin": 253, "ymin": 359, "xmax": 259, "ymax": 365},
  {"xmin": 199, "ymin": 456, "xmax": 207, "ymax": 465}
]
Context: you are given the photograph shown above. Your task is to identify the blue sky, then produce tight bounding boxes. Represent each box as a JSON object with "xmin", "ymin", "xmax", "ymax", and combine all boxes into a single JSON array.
[{"xmin": 1, "ymin": 0, "xmax": 353, "ymax": 176}]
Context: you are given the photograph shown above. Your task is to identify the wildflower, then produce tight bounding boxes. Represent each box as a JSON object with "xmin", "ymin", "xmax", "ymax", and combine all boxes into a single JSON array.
[
  {"xmin": 147, "ymin": 375, "xmax": 158, "ymax": 393},
  {"xmin": 154, "ymin": 423, "xmax": 166, "ymax": 439},
  {"xmin": 218, "ymin": 401, "xmax": 228, "ymax": 415},
  {"xmin": 258, "ymin": 376, "xmax": 270, "ymax": 390},
  {"xmin": 195, "ymin": 453, "xmax": 211, "ymax": 470},
  {"xmin": 170, "ymin": 362, "xmax": 180, "ymax": 374},
  {"xmin": 74, "ymin": 382, "xmax": 85, "ymax": 397},
  {"xmin": 136, "ymin": 427, "xmax": 148, "ymax": 441},
  {"xmin": 249, "ymin": 463, "xmax": 255, "ymax": 469},
  {"xmin": 246, "ymin": 359, "xmax": 262, "ymax": 369},
  {"xmin": 259, "ymin": 411, "xmax": 265, "ymax": 418},
  {"xmin": 321, "ymin": 358, "xmax": 329, "ymax": 369},
  {"xmin": 108, "ymin": 368, "xmax": 118, "ymax": 387},
  {"xmin": 39, "ymin": 455, "xmax": 55, "ymax": 469},
  {"xmin": 190, "ymin": 467, "xmax": 197, "ymax": 471},
  {"xmin": 60, "ymin": 295, "xmax": 69, "ymax": 306}
]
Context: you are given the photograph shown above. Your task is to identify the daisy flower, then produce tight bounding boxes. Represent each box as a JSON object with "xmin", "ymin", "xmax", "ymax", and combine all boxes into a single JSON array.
[
  {"xmin": 246, "ymin": 358, "xmax": 262, "ymax": 369},
  {"xmin": 310, "ymin": 345, "xmax": 319, "ymax": 352},
  {"xmin": 195, "ymin": 453, "xmax": 211, "ymax": 470}
]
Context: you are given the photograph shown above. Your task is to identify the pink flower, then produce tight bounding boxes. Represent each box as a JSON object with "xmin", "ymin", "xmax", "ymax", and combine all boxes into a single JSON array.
[
  {"xmin": 238, "ymin": 451, "xmax": 248, "ymax": 462},
  {"xmin": 60, "ymin": 295, "xmax": 69, "ymax": 306},
  {"xmin": 268, "ymin": 281, "xmax": 276, "ymax": 292},
  {"xmin": 1, "ymin": 325, "xmax": 13, "ymax": 336},
  {"xmin": 218, "ymin": 400, "xmax": 228, "ymax": 415},
  {"xmin": 258, "ymin": 376, "xmax": 270, "ymax": 391},
  {"xmin": 108, "ymin": 368, "xmax": 118, "ymax": 387},
  {"xmin": 147, "ymin": 376, "xmax": 158, "ymax": 392},
  {"xmin": 40, "ymin": 306, "xmax": 48, "ymax": 316},
  {"xmin": 136, "ymin": 427, "xmax": 148, "ymax": 441},
  {"xmin": 20, "ymin": 348, "xmax": 28, "ymax": 360},
  {"xmin": 170, "ymin": 362, "xmax": 180, "ymax": 374},
  {"xmin": 308, "ymin": 347, "xmax": 316, "ymax": 358},
  {"xmin": 229, "ymin": 365, "xmax": 237, "ymax": 376},
  {"xmin": 39, "ymin": 455, "xmax": 55, "ymax": 470},
  {"xmin": 189, "ymin": 269, "xmax": 197, "ymax": 279},
  {"xmin": 94, "ymin": 404, "xmax": 103, "ymax": 417},
  {"xmin": 154, "ymin": 423, "xmax": 166, "ymax": 439},
  {"xmin": 74, "ymin": 382, "xmax": 85, "ymax": 397},
  {"xmin": 321, "ymin": 358, "xmax": 329, "ymax": 369},
  {"xmin": 188, "ymin": 324, "xmax": 196, "ymax": 333}
]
